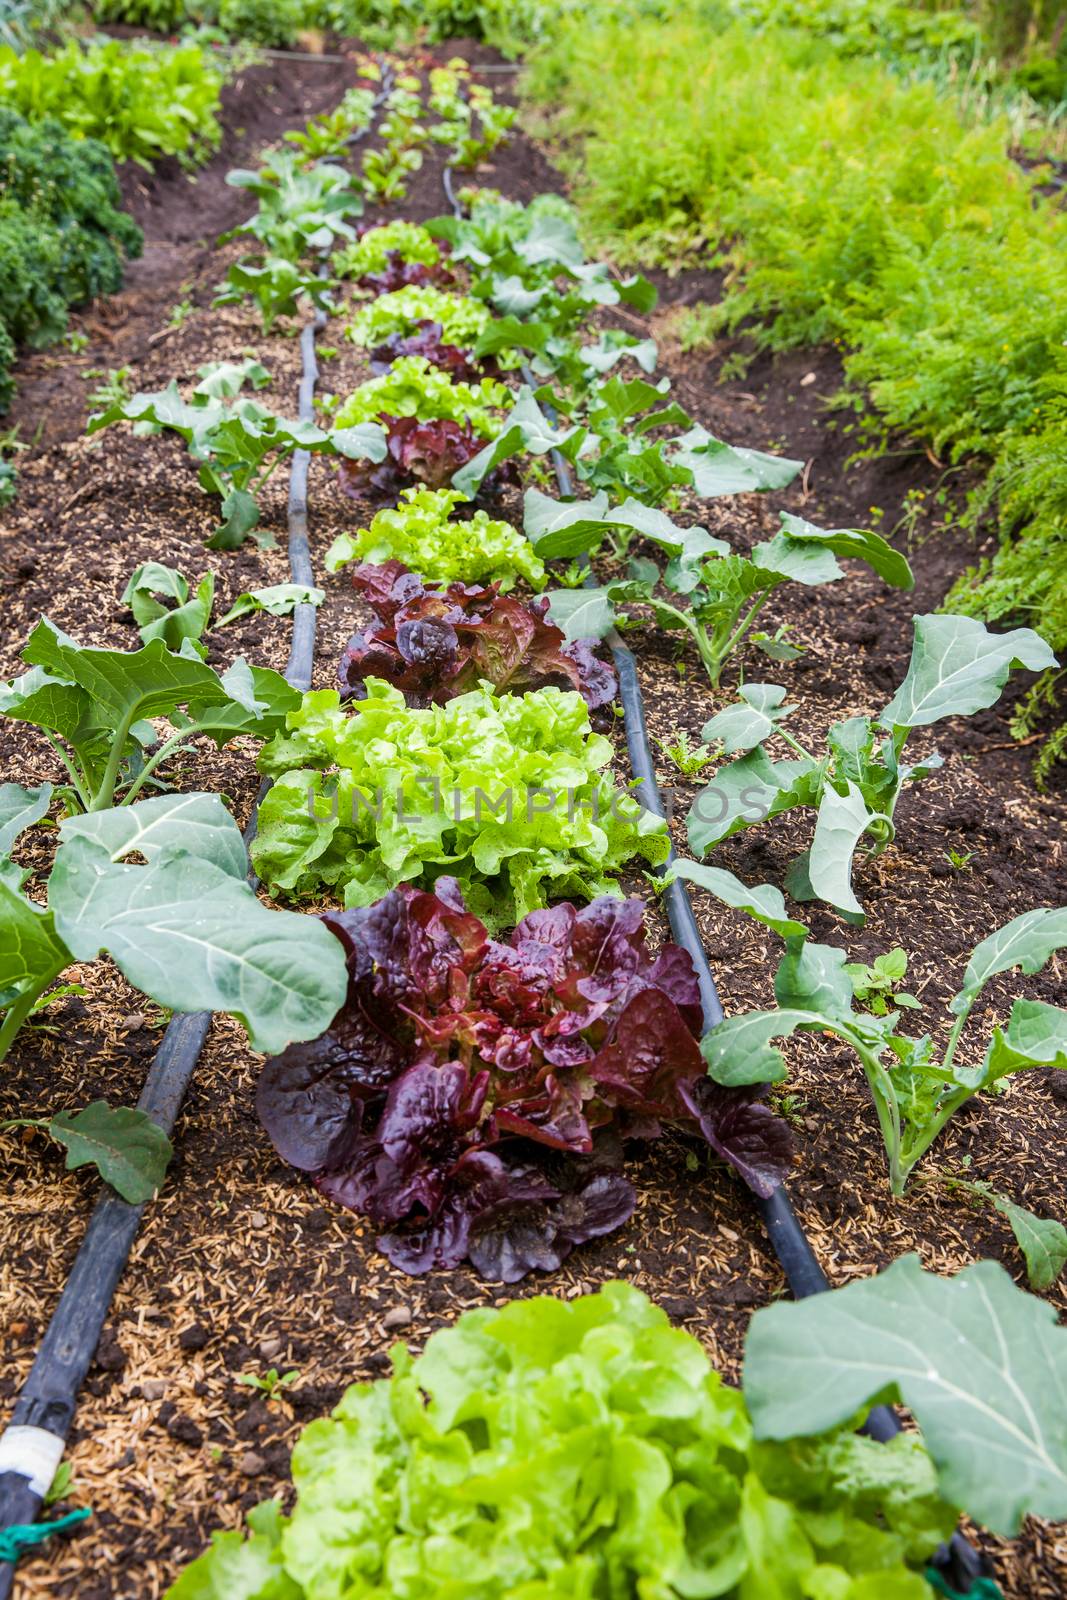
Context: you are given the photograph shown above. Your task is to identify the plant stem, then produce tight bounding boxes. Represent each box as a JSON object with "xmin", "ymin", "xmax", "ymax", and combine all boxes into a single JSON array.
[
  {"xmin": 849, "ymin": 1032, "xmax": 906, "ymax": 1195},
  {"xmin": 120, "ymin": 730, "xmax": 194, "ymax": 808},
  {"xmin": 717, "ymin": 588, "xmax": 774, "ymax": 673},
  {"xmin": 89, "ymin": 703, "xmax": 140, "ymax": 811},
  {"xmin": 777, "ymin": 727, "xmax": 817, "ymax": 763},
  {"xmin": 41, "ymin": 734, "xmax": 92, "ymax": 812},
  {"xmin": 0, "ymin": 961, "xmax": 68, "ymax": 1066}
]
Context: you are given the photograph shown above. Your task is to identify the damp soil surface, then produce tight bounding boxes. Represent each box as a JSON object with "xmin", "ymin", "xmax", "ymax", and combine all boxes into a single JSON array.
[{"xmin": 0, "ymin": 39, "xmax": 1065, "ymax": 1600}]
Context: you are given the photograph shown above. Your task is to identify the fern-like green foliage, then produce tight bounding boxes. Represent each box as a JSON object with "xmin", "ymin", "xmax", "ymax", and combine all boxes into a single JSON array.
[{"xmin": 526, "ymin": 5, "xmax": 1067, "ymax": 773}]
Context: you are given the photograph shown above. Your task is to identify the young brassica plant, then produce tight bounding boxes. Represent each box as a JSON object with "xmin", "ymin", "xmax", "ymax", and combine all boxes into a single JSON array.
[
  {"xmin": 0, "ymin": 620, "xmax": 300, "ymax": 813},
  {"xmin": 0, "ymin": 788, "xmax": 347, "ymax": 1194},
  {"xmin": 687, "ymin": 614, "xmax": 1058, "ymax": 919},
  {"xmin": 88, "ymin": 381, "xmax": 384, "ymax": 548},
  {"xmin": 673, "ymin": 861, "xmax": 1067, "ymax": 1199},
  {"xmin": 532, "ymin": 490, "xmax": 913, "ymax": 690}
]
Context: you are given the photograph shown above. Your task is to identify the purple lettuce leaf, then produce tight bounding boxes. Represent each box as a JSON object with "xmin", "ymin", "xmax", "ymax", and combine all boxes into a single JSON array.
[
  {"xmin": 678, "ymin": 1076, "xmax": 795, "ymax": 1198},
  {"xmin": 257, "ymin": 879, "xmax": 789, "ymax": 1281},
  {"xmin": 338, "ymin": 564, "xmax": 617, "ymax": 711},
  {"xmin": 368, "ymin": 321, "xmax": 485, "ymax": 379},
  {"xmin": 337, "ymin": 417, "xmax": 518, "ymax": 502},
  {"xmin": 358, "ymin": 255, "xmax": 454, "ymax": 295}
]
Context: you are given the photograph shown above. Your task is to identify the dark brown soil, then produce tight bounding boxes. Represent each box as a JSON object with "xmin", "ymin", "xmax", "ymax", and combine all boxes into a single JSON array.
[{"xmin": 0, "ymin": 40, "xmax": 1065, "ymax": 1600}]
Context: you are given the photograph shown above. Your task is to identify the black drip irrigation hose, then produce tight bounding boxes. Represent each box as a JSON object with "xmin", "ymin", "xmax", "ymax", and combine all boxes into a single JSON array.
[
  {"xmin": 0, "ymin": 76, "xmax": 398, "ymax": 1586},
  {"xmin": 439, "ymin": 167, "xmax": 992, "ymax": 1594}
]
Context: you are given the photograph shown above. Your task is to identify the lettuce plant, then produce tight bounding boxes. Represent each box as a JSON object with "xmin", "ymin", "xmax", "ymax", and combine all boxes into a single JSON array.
[
  {"xmin": 332, "ymin": 356, "xmax": 508, "ymax": 433},
  {"xmin": 326, "ymin": 488, "xmax": 545, "ymax": 592},
  {"xmin": 345, "ymin": 286, "xmax": 491, "ymax": 350},
  {"xmin": 332, "ymin": 220, "xmax": 442, "ymax": 282},
  {"xmin": 331, "ymin": 359, "xmax": 510, "ymax": 498},
  {"xmin": 338, "ymin": 562, "xmax": 615, "ymax": 709},
  {"xmin": 688, "ymin": 614, "xmax": 1058, "ymax": 918},
  {"xmin": 257, "ymin": 881, "xmax": 791, "ymax": 1278},
  {"xmin": 168, "ymin": 1275, "xmax": 1001, "ymax": 1598},
  {"xmin": 675, "ymin": 861, "xmax": 1067, "ymax": 1197},
  {"xmin": 250, "ymin": 678, "xmax": 669, "ymax": 923},
  {"xmin": 0, "ymin": 619, "xmax": 299, "ymax": 814},
  {"xmin": 0, "ymin": 788, "xmax": 347, "ymax": 1191},
  {"xmin": 88, "ymin": 382, "xmax": 385, "ymax": 548}
]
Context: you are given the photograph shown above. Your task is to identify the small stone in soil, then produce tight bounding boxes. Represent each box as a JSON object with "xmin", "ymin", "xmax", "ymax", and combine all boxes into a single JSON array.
[
  {"xmin": 239, "ymin": 1450, "xmax": 267, "ymax": 1477},
  {"xmin": 382, "ymin": 1305, "xmax": 412, "ymax": 1331}
]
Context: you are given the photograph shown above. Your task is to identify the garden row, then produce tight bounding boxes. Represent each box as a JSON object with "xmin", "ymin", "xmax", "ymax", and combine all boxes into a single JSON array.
[{"xmin": 1, "ymin": 39, "xmax": 1065, "ymax": 1600}]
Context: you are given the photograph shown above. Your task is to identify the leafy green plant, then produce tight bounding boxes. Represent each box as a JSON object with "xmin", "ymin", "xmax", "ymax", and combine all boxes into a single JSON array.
[
  {"xmin": 217, "ymin": 0, "xmax": 301, "ymax": 46},
  {"xmin": 168, "ymin": 1266, "xmax": 1067, "ymax": 1598},
  {"xmin": 42, "ymin": 1461, "xmax": 72, "ymax": 1508},
  {"xmin": 84, "ymin": 365, "xmax": 133, "ymax": 413},
  {"xmin": 284, "ymin": 88, "xmax": 376, "ymax": 162},
  {"xmin": 214, "ymin": 256, "xmax": 335, "ymax": 335},
  {"xmin": 656, "ymin": 728, "xmax": 716, "ymax": 776},
  {"xmin": 237, "ymin": 1366, "xmax": 300, "ymax": 1400},
  {"xmin": 925, "ymin": 1171, "xmax": 1067, "ymax": 1292},
  {"xmin": 333, "ymin": 356, "xmax": 508, "ymax": 435},
  {"xmin": 534, "ymin": 492, "xmax": 912, "ymax": 690},
  {"xmin": 0, "ymin": 108, "xmax": 142, "ymax": 410},
  {"xmin": 122, "ymin": 562, "xmax": 216, "ymax": 654},
  {"xmin": 332, "ymin": 219, "xmax": 441, "ymax": 281},
  {"xmin": 88, "ymin": 381, "xmax": 384, "ymax": 548},
  {"xmin": 223, "ymin": 151, "xmax": 363, "ymax": 260},
  {"xmin": 0, "ymin": 36, "xmax": 224, "ymax": 168},
  {"xmin": 844, "ymin": 947, "xmax": 919, "ymax": 1015},
  {"xmin": 0, "ymin": 620, "xmax": 300, "ymax": 812},
  {"xmin": 346, "ymin": 285, "xmax": 491, "ymax": 350},
  {"xmin": 426, "ymin": 60, "xmax": 517, "ymax": 167},
  {"xmin": 687, "ymin": 614, "xmax": 1057, "ymax": 919},
  {"xmin": 251, "ymin": 677, "xmax": 669, "ymax": 924},
  {"xmin": 0, "ymin": 785, "xmax": 347, "ymax": 1074},
  {"xmin": 326, "ymin": 486, "xmax": 545, "ymax": 590},
  {"xmin": 676, "ymin": 860, "xmax": 1067, "ymax": 1197}
]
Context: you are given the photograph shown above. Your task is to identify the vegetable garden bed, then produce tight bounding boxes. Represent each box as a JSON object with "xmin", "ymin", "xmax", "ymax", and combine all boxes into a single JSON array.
[{"xmin": 0, "ymin": 32, "xmax": 1065, "ymax": 1600}]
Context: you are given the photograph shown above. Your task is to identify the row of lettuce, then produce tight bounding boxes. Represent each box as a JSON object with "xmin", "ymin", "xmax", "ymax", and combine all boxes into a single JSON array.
[{"xmin": 3, "ymin": 61, "xmax": 1066, "ymax": 1598}]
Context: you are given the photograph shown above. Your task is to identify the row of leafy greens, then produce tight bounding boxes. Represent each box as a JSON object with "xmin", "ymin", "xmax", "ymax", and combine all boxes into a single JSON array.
[{"xmin": 168, "ymin": 1263, "xmax": 1067, "ymax": 1597}]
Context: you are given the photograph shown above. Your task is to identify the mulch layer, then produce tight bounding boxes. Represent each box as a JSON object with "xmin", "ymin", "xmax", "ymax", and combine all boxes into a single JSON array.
[{"xmin": 0, "ymin": 36, "xmax": 1064, "ymax": 1600}]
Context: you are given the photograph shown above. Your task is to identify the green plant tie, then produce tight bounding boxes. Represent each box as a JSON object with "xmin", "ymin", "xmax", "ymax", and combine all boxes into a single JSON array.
[
  {"xmin": 0, "ymin": 1508, "xmax": 90, "ymax": 1564},
  {"xmin": 925, "ymin": 1570, "xmax": 1004, "ymax": 1599}
]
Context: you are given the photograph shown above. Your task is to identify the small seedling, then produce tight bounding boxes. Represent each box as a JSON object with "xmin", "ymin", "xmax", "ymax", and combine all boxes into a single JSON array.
[
  {"xmin": 64, "ymin": 330, "xmax": 89, "ymax": 354},
  {"xmin": 237, "ymin": 1367, "xmax": 300, "ymax": 1401},
  {"xmin": 944, "ymin": 846, "xmax": 976, "ymax": 871},
  {"xmin": 770, "ymin": 1090, "xmax": 809, "ymax": 1125},
  {"xmin": 168, "ymin": 298, "xmax": 195, "ymax": 329},
  {"xmin": 85, "ymin": 366, "xmax": 133, "ymax": 411},
  {"xmin": 656, "ymin": 729, "xmax": 716, "ymax": 777},
  {"xmin": 844, "ymin": 948, "xmax": 920, "ymax": 1015}
]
